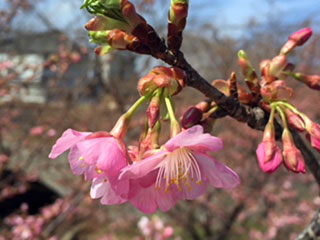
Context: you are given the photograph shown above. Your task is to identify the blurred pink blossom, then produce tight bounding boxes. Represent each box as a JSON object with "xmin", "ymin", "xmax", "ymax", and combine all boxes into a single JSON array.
[
  {"xmin": 0, "ymin": 60, "xmax": 14, "ymax": 71},
  {"xmin": 29, "ymin": 126, "xmax": 45, "ymax": 136},
  {"xmin": 47, "ymin": 129, "xmax": 57, "ymax": 137}
]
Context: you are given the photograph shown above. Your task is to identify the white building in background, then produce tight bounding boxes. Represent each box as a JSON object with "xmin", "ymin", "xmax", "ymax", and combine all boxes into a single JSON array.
[{"xmin": 0, "ymin": 53, "xmax": 46, "ymax": 104}]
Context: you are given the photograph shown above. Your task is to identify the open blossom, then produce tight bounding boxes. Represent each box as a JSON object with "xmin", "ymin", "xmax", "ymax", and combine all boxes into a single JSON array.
[
  {"xmin": 49, "ymin": 129, "xmax": 130, "ymax": 197},
  {"xmin": 120, "ymin": 125, "xmax": 240, "ymax": 213}
]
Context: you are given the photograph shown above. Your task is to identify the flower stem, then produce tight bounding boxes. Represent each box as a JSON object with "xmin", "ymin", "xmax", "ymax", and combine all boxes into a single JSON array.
[
  {"xmin": 164, "ymin": 90, "xmax": 181, "ymax": 137},
  {"xmin": 111, "ymin": 94, "xmax": 150, "ymax": 139},
  {"xmin": 275, "ymin": 105, "xmax": 289, "ymax": 130},
  {"xmin": 125, "ymin": 94, "xmax": 150, "ymax": 120}
]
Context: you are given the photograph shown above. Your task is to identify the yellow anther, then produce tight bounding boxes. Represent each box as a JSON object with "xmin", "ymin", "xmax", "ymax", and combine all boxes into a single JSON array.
[{"xmin": 196, "ymin": 180, "xmax": 203, "ymax": 185}]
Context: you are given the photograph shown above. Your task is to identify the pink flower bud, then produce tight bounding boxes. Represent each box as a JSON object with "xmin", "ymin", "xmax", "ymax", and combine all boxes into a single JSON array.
[
  {"xmin": 282, "ymin": 129, "xmax": 306, "ymax": 173},
  {"xmin": 305, "ymin": 121, "xmax": 320, "ymax": 152},
  {"xmin": 256, "ymin": 121, "xmax": 282, "ymax": 173},
  {"xmin": 181, "ymin": 107, "xmax": 203, "ymax": 128},
  {"xmin": 283, "ymin": 108, "xmax": 305, "ymax": 132},
  {"xmin": 289, "ymin": 27, "xmax": 313, "ymax": 46},
  {"xmin": 280, "ymin": 28, "xmax": 313, "ymax": 55}
]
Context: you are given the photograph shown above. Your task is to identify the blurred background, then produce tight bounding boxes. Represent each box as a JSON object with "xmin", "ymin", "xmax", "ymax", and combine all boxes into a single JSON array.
[{"xmin": 1, "ymin": 0, "xmax": 320, "ymax": 239}]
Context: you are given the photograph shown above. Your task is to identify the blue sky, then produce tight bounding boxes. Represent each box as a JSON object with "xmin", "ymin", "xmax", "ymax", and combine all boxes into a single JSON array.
[{"xmin": 2, "ymin": 0, "xmax": 320, "ymax": 36}]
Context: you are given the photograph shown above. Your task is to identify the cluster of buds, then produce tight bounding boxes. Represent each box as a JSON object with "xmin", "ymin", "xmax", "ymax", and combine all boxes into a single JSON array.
[
  {"xmin": 257, "ymin": 100, "xmax": 320, "ymax": 174},
  {"xmin": 256, "ymin": 103, "xmax": 303, "ymax": 173},
  {"xmin": 50, "ymin": 66, "xmax": 240, "ymax": 214},
  {"xmin": 83, "ymin": 0, "xmax": 190, "ymax": 56},
  {"xmin": 180, "ymin": 28, "xmax": 319, "ymax": 175},
  {"xmin": 83, "ymin": 0, "xmax": 165, "ymax": 55}
]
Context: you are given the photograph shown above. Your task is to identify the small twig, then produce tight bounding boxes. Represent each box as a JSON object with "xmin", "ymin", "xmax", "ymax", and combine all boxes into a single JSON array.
[{"xmin": 296, "ymin": 208, "xmax": 320, "ymax": 240}]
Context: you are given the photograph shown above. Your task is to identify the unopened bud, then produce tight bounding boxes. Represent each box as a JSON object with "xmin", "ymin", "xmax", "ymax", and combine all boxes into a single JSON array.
[
  {"xmin": 181, "ymin": 107, "xmax": 203, "ymax": 128},
  {"xmin": 280, "ymin": 28, "xmax": 313, "ymax": 55},
  {"xmin": 305, "ymin": 120, "xmax": 320, "ymax": 152},
  {"xmin": 293, "ymin": 73, "xmax": 320, "ymax": 91},
  {"xmin": 282, "ymin": 129, "xmax": 306, "ymax": 173},
  {"xmin": 85, "ymin": 15, "xmax": 130, "ymax": 32},
  {"xmin": 256, "ymin": 120, "xmax": 283, "ymax": 173},
  {"xmin": 138, "ymin": 67, "xmax": 185, "ymax": 96},
  {"xmin": 121, "ymin": 1, "xmax": 146, "ymax": 29},
  {"xmin": 169, "ymin": 0, "xmax": 189, "ymax": 29},
  {"xmin": 107, "ymin": 30, "xmax": 137, "ymax": 49},
  {"xmin": 289, "ymin": 27, "xmax": 313, "ymax": 46},
  {"xmin": 238, "ymin": 50, "xmax": 260, "ymax": 93},
  {"xmin": 283, "ymin": 107, "xmax": 305, "ymax": 132}
]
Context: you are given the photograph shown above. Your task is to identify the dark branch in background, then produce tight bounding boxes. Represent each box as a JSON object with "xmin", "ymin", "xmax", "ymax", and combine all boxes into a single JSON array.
[
  {"xmin": 296, "ymin": 208, "xmax": 320, "ymax": 240},
  {"xmin": 214, "ymin": 202, "xmax": 245, "ymax": 240}
]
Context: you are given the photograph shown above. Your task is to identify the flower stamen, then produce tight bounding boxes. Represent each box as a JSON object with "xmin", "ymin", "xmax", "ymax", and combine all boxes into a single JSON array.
[{"xmin": 156, "ymin": 148, "xmax": 202, "ymax": 191}]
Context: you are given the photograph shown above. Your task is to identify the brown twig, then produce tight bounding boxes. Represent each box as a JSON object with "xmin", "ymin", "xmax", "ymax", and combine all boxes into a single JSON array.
[{"xmin": 296, "ymin": 208, "xmax": 320, "ymax": 240}]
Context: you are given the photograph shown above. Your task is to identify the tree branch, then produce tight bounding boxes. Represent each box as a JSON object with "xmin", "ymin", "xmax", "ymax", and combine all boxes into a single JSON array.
[
  {"xmin": 153, "ymin": 48, "xmax": 320, "ymax": 185},
  {"xmin": 296, "ymin": 208, "xmax": 320, "ymax": 240}
]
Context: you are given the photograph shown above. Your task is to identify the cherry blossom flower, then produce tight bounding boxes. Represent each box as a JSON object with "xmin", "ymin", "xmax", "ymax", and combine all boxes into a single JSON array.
[
  {"xmin": 49, "ymin": 129, "xmax": 130, "ymax": 196},
  {"xmin": 120, "ymin": 125, "xmax": 240, "ymax": 213}
]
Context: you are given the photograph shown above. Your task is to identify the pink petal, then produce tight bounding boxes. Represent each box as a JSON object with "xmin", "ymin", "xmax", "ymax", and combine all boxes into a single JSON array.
[
  {"xmin": 68, "ymin": 146, "xmax": 87, "ymax": 175},
  {"xmin": 138, "ymin": 170, "xmax": 158, "ymax": 188},
  {"xmin": 196, "ymin": 153, "xmax": 240, "ymax": 189},
  {"xmin": 154, "ymin": 186, "xmax": 179, "ymax": 212},
  {"xmin": 176, "ymin": 180, "xmax": 208, "ymax": 200},
  {"xmin": 165, "ymin": 125, "xmax": 223, "ymax": 153},
  {"xmin": 90, "ymin": 178, "xmax": 108, "ymax": 199},
  {"xmin": 129, "ymin": 184, "xmax": 178, "ymax": 213},
  {"xmin": 90, "ymin": 178, "xmax": 127, "ymax": 205},
  {"xmin": 130, "ymin": 186, "xmax": 158, "ymax": 214},
  {"xmin": 49, "ymin": 129, "xmax": 91, "ymax": 159},
  {"xmin": 76, "ymin": 137, "xmax": 127, "ymax": 181},
  {"xmin": 119, "ymin": 151, "xmax": 166, "ymax": 180}
]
